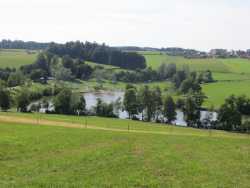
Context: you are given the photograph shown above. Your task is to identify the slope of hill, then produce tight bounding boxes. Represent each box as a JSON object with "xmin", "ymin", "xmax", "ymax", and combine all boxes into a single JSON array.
[
  {"xmin": 0, "ymin": 113, "xmax": 249, "ymax": 187},
  {"xmin": 142, "ymin": 52, "xmax": 250, "ymax": 107},
  {"xmin": 0, "ymin": 49, "xmax": 37, "ymax": 68}
]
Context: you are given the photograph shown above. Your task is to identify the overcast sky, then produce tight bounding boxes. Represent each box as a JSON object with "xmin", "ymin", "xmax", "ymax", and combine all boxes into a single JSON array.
[{"xmin": 1, "ymin": 0, "xmax": 250, "ymax": 51}]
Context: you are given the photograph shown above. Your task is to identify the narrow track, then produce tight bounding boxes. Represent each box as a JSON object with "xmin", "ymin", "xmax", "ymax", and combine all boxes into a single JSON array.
[{"xmin": 0, "ymin": 115, "xmax": 248, "ymax": 139}]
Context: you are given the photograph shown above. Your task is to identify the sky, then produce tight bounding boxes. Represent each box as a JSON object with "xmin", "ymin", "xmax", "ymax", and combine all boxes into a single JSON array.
[{"xmin": 0, "ymin": 0, "xmax": 250, "ymax": 51}]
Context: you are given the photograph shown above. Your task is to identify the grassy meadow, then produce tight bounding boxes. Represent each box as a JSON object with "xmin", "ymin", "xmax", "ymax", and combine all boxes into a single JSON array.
[
  {"xmin": 0, "ymin": 49, "xmax": 37, "ymax": 68},
  {"xmin": 142, "ymin": 52, "xmax": 250, "ymax": 108},
  {"xmin": 143, "ymin": 52, "xmax": 250, "ymax": 73},
  {"xmin": 0, "ymin": 112, "xmax": 249, "ymax": 187}
]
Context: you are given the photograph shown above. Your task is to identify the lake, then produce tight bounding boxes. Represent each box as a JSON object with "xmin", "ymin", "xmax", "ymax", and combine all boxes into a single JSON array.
[{"xmin": 83, "ymin": 91, "xmax": 218, "ymax": 126}]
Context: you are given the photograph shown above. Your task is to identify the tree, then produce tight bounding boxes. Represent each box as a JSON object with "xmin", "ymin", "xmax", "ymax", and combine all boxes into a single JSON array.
[
  {"xmin": 137, "ymin": 87, "xmax": 146, "ymax": 120},
  {"xmin": 71, "ymin": 95, "xmax": 86, "ymax": 115},
  {"xmin": 183, "ymin": 96, "xmax": 201, "ymax": 127},
  {"xmin": 62, "ymin": 55, "xmax": 74, "ymax": 69},
  {"xmin": 0, "ymin": 86, "xmax": 11, "ymax": 111},
  {"xmin": 163, "ymin": 96, "xmax": 177, "ymax": 124},
  {"xmin": 51, "ymin": 63, "xmax": 74, "ymax": 81},
  {"xmin": 198, "ymin": 70, "xmax": 214, "ymax": 83},
  {"xmin": 35, "ymin": 53, "xmax": 49, "ymax": 75},
  {"xmin": 7, "ymin": 71, "xmax": 25, "ymax": 87},
  {"xmin": 30, "ymin": 69, "xmax": 46, "ymax": 81},
  {"xmin": 217, "ymin": 95, "xmax": 242, "ymax": 131},
  {"xmin": 191, "ymin": 90, "xmax": 207, "ymax": 108},
  {"xmin": 173, "ymin": 70, "xmax": 188, "ymax": 88},
  {"xmin": 240, "ymin": 121, "xmax": 250, "ymax": 133},
  {"xmin": 95, "ymin": 98, "xmax": 116, "ymax": 117},
  {"xmin": 123, "ymin": 85, "xmax": 138, "ymax": 119},
  {"xmin": 179, "ymin": 78, "xmax": 194, "ymax": 94},
  {"xmin": 54, "ymin": 88, "xmax": 72, "ymax": 114},
  {"xmin": 140, "ymin": 85, "xmax": 155, "ymax": 122},
  {"xmin": 30, "ymin": 103, "xmax": 41, "ymax": 112},
  {"xmin": 153, "ymin": 87, "xmax": 163, "ymax": 122},
  {"xmin": 41, "ymin": 99, "xmax": 49, "ymax": 112},
  {"xmin": 16, "ymin": 88, "xmax": 30, "ymax": 112}
]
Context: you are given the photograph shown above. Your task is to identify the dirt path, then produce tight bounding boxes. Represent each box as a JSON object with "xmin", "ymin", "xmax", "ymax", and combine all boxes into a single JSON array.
[{"xmin": 0, "ymin": 115, "xmax": 248, "ymax": 139}]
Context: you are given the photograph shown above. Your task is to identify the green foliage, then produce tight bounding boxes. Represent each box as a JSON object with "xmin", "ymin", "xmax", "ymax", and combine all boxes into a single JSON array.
[
  {"xmin": 123, "ymin": 85, "xmax": 138, "ymax": 119},
  {"xmin": 30, "ymin": 69, "xmax": 46, "ymax": 81},
  {"xmin": 7, "ymin": 71, "xmax": 25, "ymax": 87},
  {"xmin": 183, "ymin": 96, "xmax": 201, "ymax": 127},
  {"xmin": 94, "ymin": 98, "xmax": 116, "ymax": 118},
  {"xmin": 52, "ymin": 63, "xmax": 74, "ymax": 81},
  {"xmin": 0, "ymin": 85, "xmax": 11, "ymax": 111},
  {"xmin": 47, "ymin": 41, "xmax": 146, "ymax": 70},
  {"xmin": 71, "ymin": 95, "xmax": 86, "ymax": 115},
  {"xmin": 163, "ymin": 96, "xmax": 177, "ymax": 123},
  {"xmin": 54, "ymin": 88, "xmax": 73, "ymax": 114},
  {"xmin": 16, "ymin": 88, "xmax": 30, "ymax": 112},
  {"xmin": 217, "ymin": 95, "xmax": 242, "ymax": 131},
  {"xmin": 157, "ymin": 63, "xmax": 177, "ymax": 80},
  {"xmin": 29, "ymin": 103, "xmax": 41, "ymax": 112}
]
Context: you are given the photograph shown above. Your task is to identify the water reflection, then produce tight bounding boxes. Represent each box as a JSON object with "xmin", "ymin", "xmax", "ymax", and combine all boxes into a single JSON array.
[{"xmin": 83, "ymin": 91, "xmax": 217, "ymax": 126}]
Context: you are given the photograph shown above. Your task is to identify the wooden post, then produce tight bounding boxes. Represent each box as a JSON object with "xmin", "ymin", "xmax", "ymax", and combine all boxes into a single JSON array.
[
  {"xmin": 36, "ymin": 112, "xmax": 39, "ymax": 125},
  {"xmin": 85, "ymin": 116, "xmax": 87, "ymax": 129},
  {"xmin": 209, "ymin": 127, "xmax": 212, "ymax": 137}
]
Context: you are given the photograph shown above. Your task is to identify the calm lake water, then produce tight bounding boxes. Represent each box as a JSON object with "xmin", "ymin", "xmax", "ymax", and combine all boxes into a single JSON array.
[{"xmin": 83, "ymin": 91, "xmax": 218, "ymax": 126}]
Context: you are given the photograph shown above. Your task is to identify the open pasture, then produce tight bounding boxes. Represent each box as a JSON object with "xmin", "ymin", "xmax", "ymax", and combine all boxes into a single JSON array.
[
  {"xmin": 0, "ymin": 113, "xmax": 249, "ymax": 187},
  {"xmin": 0, "ymin": 49, "xmax": 37, "ymax": 68},
  {"xmin": 143, "ymin": 52, "xmax": 250, "ymax": 74}
]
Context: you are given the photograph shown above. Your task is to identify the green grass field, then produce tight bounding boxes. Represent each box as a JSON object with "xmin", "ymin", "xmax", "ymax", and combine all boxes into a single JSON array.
[
  {"xmin": 0, "ymin": 49, "xmax": 37, "ymax": 68},
  {"xmin": 143, "ymin": 52, "xmax": 250, "ymax": 74},
  {"xmin": 203, "ymin": 80, "xmax": 250, "ymax": 107},
  {"xmin": 0, "ymin": 113, "xmax": 249, "ymax": 187},
  {"xmin": 142, "ymin": 52, "xmax": 250, "ymax": 107}
]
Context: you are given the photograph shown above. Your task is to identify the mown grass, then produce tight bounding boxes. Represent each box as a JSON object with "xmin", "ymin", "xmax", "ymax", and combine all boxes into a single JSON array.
[
  {"xmin": 0, "ymin": 113, "xmax": 249, "ymax": 187},
  {"xmin": 143, "ymin": 52, "xmax": 250, "ymax": 74},
  {"xmin": 203, "ymin": 80, "xmax": 250, "ymax": 107},
  {"xmin": 142, "ymin": 52, "xmax": 250, "ymax": 108},
  {"xmin": 0, "ymin": 49, "xmax": 37, "ymax": 68}
]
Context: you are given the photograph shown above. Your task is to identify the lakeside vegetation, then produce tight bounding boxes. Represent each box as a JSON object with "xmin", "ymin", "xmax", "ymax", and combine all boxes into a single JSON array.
[{"xmin": 1, "ymin": 45, "xmax": 250, "ymax": 132}]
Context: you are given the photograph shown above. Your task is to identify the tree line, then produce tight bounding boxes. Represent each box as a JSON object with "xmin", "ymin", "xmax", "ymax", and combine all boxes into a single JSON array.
[
  {"xmin": 115, "ymin": 64, "xmax": 214, "ymax": 94},
  {"xmin": 0, "ymin": 39, "xmax": 49, "ymax": 50},
  {"xmin": 47, "ymin": 42, "xmax": 146, "ymax": 70},
  {"xmin": 123, "ymin": 84, "xmax": 206, "ymax": 125},
  {"xmin": 0, "ymin": 81, "xmax": 249, "ymax": 133},
  {"xmin": 20, "ymin": 53, "xmax": 94, "ymax": 82}
]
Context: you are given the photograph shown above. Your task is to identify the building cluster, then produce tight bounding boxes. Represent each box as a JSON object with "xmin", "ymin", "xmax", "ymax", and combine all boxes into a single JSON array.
[{"xmin": 209, "ymin": 49, "xmax": 250, "ymax": 58}]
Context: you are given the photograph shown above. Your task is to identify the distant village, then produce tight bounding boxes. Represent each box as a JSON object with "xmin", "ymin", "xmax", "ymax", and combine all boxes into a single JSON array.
[{"xmin": 160, "ymin": 48, "xmax": 250, "ymax": 59}]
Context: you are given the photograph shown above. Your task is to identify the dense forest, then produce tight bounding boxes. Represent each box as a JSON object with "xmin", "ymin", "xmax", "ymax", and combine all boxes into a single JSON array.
[
  {"xmin": 0, "ymin": 39, "xmax": 50, "ymax": 50},
  {"xmin": 47, "ymin": 42, "xmax": 146, "ymax": 70}
]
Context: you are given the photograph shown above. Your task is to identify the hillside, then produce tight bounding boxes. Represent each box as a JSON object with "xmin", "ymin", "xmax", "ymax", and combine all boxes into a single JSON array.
[
  {"xmin": 142, "ymin": 52, "xmax": 250, "ymax": 107},
  {"xmin": 0, "ymin": 113, "xmax": 249, "ymax": 187},
  {"xmin": 0, "ymin": 49, "xmax": 37, "ymax": 68}
]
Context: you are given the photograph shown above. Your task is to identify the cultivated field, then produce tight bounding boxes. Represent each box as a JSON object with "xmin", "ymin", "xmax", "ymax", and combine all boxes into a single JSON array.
[
  {"xmin": 0, "ymin": 49, "xmax": 37, "ymax": 68},
  {"xmin": 0, "ymin": 113, "xmax": 249, "ymax": 187}
]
